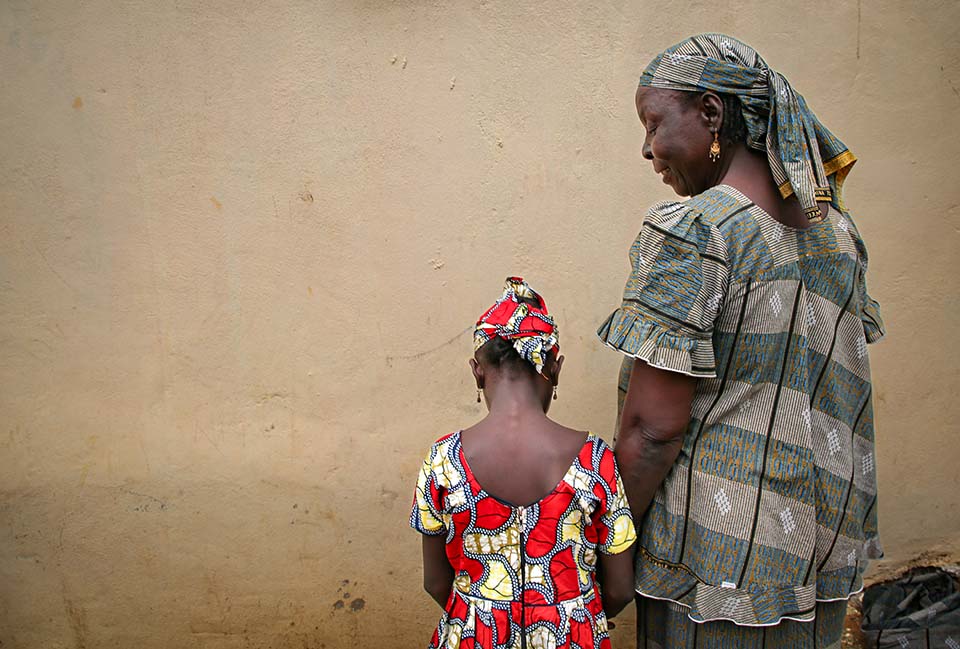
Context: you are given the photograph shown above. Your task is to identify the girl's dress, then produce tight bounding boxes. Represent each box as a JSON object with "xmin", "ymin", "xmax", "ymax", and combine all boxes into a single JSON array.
[{"xmin": 411, "ymin": 431, "xmax": 636, "ymax": 649}]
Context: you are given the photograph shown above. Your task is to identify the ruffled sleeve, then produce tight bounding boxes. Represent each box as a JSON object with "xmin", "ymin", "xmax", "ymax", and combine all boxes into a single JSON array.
[
  {"xmin": 591, "ymin": 441, "xmax": 637, "ymax": 555},
  {"xmin": 597, "ymin": 201, "xmax": 729, "ymax": 377},
  {"xmin": 409, "ymin": 444, "xmax": 448, "ymax": 536}
]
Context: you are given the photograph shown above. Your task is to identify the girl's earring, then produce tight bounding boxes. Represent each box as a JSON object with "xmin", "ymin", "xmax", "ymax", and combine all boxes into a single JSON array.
[
  {"xmin": 709, "ymin": 131, "xmax": 721, "ymax": 162},
  {"xmin": 476, "ymin": 388, "xmax": 482, "ymax": 403},
  {"xmin": 552, "ymin": 386, "xmax": 558, "ymax": 401}
]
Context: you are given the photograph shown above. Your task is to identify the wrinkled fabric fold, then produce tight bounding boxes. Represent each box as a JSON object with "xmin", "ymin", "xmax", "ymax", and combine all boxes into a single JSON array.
[{"xmin": 862, "ymin": 297, "xmax": 886, "ymax": 344}]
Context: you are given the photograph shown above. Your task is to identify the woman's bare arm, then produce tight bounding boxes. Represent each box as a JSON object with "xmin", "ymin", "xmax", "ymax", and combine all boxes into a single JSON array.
[{"xmin": 614, "ymin": 359, "xmax": 696, "ymax": 516}]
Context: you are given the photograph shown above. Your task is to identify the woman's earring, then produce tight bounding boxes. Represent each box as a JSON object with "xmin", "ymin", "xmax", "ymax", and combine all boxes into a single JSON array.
[
  {"xmin": 552, "ymin": 386, "xmax": 558, "ymax": 401},
  {"xmin": 709, "ymin": 131, "xmax": 721, "ymax": 162},
  {"xmin": 476, "ymin": 388, "xmax": 482, "ymax": 403}
]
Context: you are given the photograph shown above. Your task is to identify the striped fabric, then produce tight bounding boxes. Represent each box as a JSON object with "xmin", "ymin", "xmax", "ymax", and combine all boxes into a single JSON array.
[
  {"xmin": 597, "ymin": 184, "xmax": 885, "ymax": 627},
  {"xmin": 638, "ymin": 598, "xmax": 848, "ymax": 649},
  {"xmin": 638, "ymin": 34, "xmax": 856, "ymax": 222}
]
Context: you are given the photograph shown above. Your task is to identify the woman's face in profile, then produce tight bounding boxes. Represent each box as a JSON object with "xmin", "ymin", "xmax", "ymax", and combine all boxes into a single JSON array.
[{"xmin": 635, "ymin": 87, "xmax": 715, "ymax": 197}]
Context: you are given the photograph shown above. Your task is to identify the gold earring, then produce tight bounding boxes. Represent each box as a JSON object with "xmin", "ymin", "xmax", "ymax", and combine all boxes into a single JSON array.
[
  {"xmin": 552, "ymin": 386, "xmax": 558, "ymax": 401},
  {"xmin": 709, "ymin": 131, "xmax": 721, "ymax": 162},
  {"xmin": 476, "ymin": 388, "xmax": 482, "ymax": 403}
]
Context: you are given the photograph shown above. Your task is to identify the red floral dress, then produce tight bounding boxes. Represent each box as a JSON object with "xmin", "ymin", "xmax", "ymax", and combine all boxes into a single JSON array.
[{"xmin": 411, "ymin": 432, "xmax": 636, "ymax": 649}]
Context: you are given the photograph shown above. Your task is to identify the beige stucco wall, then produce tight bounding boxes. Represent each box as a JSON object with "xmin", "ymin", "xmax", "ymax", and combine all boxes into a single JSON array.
[{"xmin": 1, "ymin": 1, "xmax": 958, "ymax": 647}]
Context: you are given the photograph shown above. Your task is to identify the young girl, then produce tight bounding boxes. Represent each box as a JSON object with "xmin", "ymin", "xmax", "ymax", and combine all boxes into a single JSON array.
[{"xmin": 410, "ymin": 277, "xmax": 637, "ymax": 649}]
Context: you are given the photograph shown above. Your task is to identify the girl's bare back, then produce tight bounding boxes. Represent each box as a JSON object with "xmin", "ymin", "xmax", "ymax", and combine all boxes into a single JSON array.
[{"xmin": 460, "ymin": 421, "xmax": 589, "ymax": 507}]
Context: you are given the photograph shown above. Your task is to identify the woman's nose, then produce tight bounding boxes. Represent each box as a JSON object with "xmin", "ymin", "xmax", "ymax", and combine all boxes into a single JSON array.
[{"xmin": 642, "ymin": 141, "xmax": 653, "ymax": 160}]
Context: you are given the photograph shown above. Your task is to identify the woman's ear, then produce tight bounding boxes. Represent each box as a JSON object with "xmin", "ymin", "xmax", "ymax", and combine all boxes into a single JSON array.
[
  {"xmin": 699, "ymin": 91, "xmax": 724, "ymax": 131},
  {"xmin": 469, "ymin": 357, "xmax": 484, "ymax": 389}
]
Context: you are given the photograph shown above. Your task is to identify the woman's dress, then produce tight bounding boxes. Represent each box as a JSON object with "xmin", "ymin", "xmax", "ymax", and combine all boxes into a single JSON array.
[{"xmin": 597, "ymin": 185, "xmax": 885, "ymax": 646}]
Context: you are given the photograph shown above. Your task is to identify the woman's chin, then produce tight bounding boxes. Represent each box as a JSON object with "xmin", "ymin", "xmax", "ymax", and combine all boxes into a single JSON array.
[
  {"xmin": 660, "ymin": 174, "xmax": 685, "ymax": 196},
  {"xmin": 670, "ymin": 179, "xmax": 699, "ymax": 198}
]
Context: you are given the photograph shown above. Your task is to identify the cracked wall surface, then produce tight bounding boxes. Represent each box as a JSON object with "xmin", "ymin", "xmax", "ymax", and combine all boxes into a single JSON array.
[{"xmin": 1, "ymin": 1, "xmax": 959, "ymax": 647}]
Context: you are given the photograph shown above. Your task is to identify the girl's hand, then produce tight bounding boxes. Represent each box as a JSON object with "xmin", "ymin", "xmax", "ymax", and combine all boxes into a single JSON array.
[{"xmin": 421, "ymin": 534, "xmax": 454, "ymax": 608}]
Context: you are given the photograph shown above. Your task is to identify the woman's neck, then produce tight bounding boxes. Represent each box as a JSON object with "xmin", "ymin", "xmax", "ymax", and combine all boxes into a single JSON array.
[{"xmin": 718, "ymin": 145, "xmax": 819, "ymax": 227}]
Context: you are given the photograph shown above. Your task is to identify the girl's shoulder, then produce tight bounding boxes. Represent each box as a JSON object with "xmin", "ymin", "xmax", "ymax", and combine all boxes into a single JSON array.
[
  {"xmin": 434, "ymin": 430, "xmax": 459, "ymax": 444},
  {"xmin": 424, "ymin": 430, "xmax": 461, "ymax": 458},
  {"xmin": 571, "ymin": 433, "xmax": 618, "ymax": 479},
  {"xmin": 568, "ymin": 436, "xmax": 629, "ymax": 507},
  {"xmin": 419, "ymin": 431, "xmax": 465, "ymax": 489},
  {"xmin": 582, "ymin": 432, "xmax": 612, "ymax": 454}
]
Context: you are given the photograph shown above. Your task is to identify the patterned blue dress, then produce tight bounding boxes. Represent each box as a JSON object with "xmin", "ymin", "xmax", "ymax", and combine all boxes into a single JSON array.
[{"xmin": 598, "ymin": 184, "xmax": 885, "ymax": 647}]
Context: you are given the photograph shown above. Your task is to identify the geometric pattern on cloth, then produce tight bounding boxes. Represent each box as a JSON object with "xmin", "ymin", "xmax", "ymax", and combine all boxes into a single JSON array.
[
  {"xmin": 597, "ymin": 184, "xmax": 885, "ymax": 627},
  {"xmin": 638, "ymin": 33, "xmax": 857, "ymax": 222},
  {"xmin": 410, "ymin": 432, "xmax": 636, "ymax": 649}
]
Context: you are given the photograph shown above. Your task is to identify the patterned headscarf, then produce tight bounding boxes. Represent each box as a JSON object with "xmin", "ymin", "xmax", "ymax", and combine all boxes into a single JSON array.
[
  {"xmin": 474, "ymin": 277, "xmax": 559, "ymax": 376},
  {"xmin": 639, "ymin": 33, "xmax": 856, "ymax": 221}
]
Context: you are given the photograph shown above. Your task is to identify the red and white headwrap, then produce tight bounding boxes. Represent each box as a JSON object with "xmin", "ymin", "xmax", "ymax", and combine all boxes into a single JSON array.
[{"xmin": 474, "ymin": 277, "xmax": 559, "ymax": 376}]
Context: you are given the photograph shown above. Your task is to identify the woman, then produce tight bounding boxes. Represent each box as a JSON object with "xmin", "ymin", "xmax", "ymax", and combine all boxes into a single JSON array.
[
  {"xmin": 412, "ymin": 277, "xmax": 637, "ymax": 649},
  {"xmin": 597, "ymin": 35, "xmax": 885, "ymax": 648}
]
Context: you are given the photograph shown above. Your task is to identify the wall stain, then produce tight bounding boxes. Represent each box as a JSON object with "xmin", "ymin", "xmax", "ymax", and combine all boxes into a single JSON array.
[
  {"xmin": 379, "ymin": 485, "xmax": 399, "ymax": 505},
  {"xmin": 72, "ymin": 96, "xmax": 83, "ymax": 110},
  {"xmin": 63, "ymin": 597, "xmax": 88, "ymax": 648},
  {"xmin": 331, "ymin": 580, "xmax": 364, "ymax": 613},
  {"xmin": 385, "ymin": 326, "xmax": 471, "ymax": 365},
  {"xmin": 120, "ymin": 487, "xmax": 168, "ymax": 512},
  {"xmin": 32, "ymin": 240, "xmax": 77, "ymax": 293},
  {"xmin": 210, "ymin": 197, "xmax": 222, "ymax": 211},
  {"xmin": 256, "ymin": 392, "xmax": 289, "ymax": 405}
]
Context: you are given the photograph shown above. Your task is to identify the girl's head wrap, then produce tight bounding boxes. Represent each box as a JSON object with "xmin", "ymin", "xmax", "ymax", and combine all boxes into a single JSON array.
[
  {"xmin": 474, "ymin": 277, "xmax": 558, "ymax": 376},
  {"xmin": 639, "ymin": 33, "xmax": 856, "ymax": 221}
]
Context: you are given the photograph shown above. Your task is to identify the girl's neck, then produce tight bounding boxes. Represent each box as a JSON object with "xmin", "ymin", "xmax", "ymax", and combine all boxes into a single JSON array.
[{"xmin": 482, "ymin": 377, "xmax": 549, "ymax": 428}]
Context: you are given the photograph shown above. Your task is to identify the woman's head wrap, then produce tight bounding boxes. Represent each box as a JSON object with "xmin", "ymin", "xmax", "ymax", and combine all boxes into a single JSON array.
[
  {"xmin": 474, "ymin": 277, "xmax": 559, "ymax": 376},
  {"xmin": 639, "ymin": 33, "xmax": 855, "ymax": 221}
]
